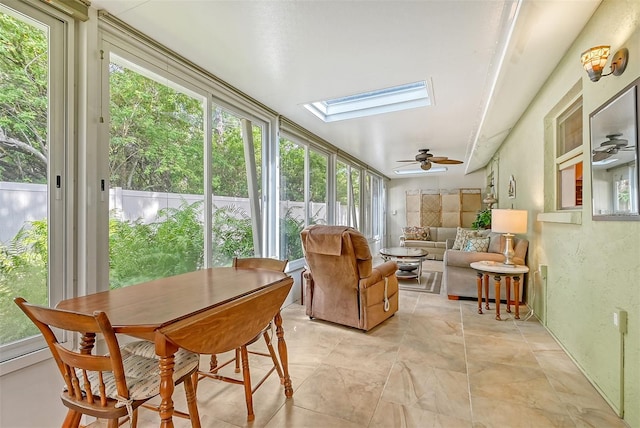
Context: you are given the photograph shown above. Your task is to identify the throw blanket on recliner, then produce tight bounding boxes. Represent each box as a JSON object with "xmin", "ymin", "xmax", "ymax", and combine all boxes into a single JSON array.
[{"xmin": 303, "ymin": 225, "xmax": 350, "ymax": 256}]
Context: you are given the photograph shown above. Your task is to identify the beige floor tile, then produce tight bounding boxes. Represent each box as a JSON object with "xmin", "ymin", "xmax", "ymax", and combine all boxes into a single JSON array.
[
  {"xmin": 292, "ymin": 363, "xmax": 386, "ymax": 425},
  {"xmin": 471, "ymin": 396, "xmax": 576, "ymax": 428},
  {"xmin": 324, "ymin": 334, "xmax": 399, "ymax": 376},
  {"xmin": 464, "ymin": 334, "xmax": 540, "ymax": 369},
  {"xmin": 382, "ymin": 361, "xmax": 472, "ymax": 421},
  {"xmin": 468, "ymin": 360, "xmax": 567, "ymax": 415},
  {"xmin": 398, "ymin": 332, "xmax": 467, "ymax": 373},
  {"xmin": 370, "ymin": 399, "xmax": 472, "ymax": 428},
  {"xmin": 265, "ymin": 401, "xmax": 365, "ymax": 428}
]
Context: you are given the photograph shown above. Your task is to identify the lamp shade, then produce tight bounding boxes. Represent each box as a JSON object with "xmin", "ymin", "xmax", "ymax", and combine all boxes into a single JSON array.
[
  {"xmin": 491, "ymin": 209, "xmax": 527, "ymax": 234},
  {"xmin": 580, "ymin": 45, "xmax": 610, "ymax": 82}
]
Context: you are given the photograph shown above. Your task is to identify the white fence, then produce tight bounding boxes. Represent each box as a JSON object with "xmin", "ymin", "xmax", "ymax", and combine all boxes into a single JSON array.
[{"xmin": 0, "ymin": 182, "xmax": 329, "ymax": 243}]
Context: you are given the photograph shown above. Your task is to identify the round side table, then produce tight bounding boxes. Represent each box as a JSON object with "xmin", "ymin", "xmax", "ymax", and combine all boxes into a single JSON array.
[{"xmin": 470, "ymin": 261, "xmax": 529, "ymax": 320}]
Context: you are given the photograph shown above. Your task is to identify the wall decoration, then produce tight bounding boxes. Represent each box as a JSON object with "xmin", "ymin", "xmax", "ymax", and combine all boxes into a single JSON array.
[
  {"xmin": 508, "ymin": 175, "xmax": 516, "ymax": 199},
  {"xmin": 590, "ymin": 76, "xmax": 639, "ymax": 220}
]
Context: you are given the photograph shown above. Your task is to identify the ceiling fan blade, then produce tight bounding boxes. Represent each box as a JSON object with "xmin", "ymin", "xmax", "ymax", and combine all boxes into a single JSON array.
[
  {"xmin": 429, "ymin": 156, "xmax": 448, "ymax": 162},
  {"xmin": 396, "ymin": 160, "xmax": 418, "ymax": 162},
  {"xmin": 420, "ymin": 161, "xmax": 432, "ymax": 171},
  {"xmin": 593, "ymin": 151, "xmax": 612, "ymax": 161},
  {"xmin": 432, "ymin": 159, "xmax": 463, "ymax": 164}
]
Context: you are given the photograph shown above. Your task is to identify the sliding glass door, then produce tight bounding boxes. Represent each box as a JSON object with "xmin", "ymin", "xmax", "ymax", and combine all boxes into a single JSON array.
[{"xmin": 0, "ymin": 1, "xmax": 67, "ymax": 360}]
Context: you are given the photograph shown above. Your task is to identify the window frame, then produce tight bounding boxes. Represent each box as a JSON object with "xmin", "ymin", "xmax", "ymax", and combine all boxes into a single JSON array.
[
  {"xmin": 0, "ymin": 0, "xmax": 73, "ymax": 370},
  {"xmin": 555, "ymin": 96, "xmax": 584, "ymax": 211}
]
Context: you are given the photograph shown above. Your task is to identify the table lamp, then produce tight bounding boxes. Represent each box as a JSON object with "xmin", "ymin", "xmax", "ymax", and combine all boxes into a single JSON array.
[{"xmin": 491, "ymin": 209, "xmax": 527, "ymax": 266}]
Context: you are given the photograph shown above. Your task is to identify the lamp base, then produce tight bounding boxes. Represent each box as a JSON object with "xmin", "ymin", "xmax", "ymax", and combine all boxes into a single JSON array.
[{"xmin": 502, "ymin": 233, "xmax": 516, "ymax": 266}]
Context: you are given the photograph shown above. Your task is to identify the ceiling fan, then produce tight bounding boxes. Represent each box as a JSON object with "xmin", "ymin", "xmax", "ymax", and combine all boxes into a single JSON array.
[
  {"xmin": 592, "ymin": 133, "xmax": 636, "ymax": 161},
  {"xmin": 396, "ymin": 149, "xmax": 463, "ymax": 170}
]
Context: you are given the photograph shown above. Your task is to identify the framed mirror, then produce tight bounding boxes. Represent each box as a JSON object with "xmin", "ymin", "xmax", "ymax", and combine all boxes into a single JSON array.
[{"xmin": 590, "ymin": 77, "xmax": 640, "ymax": 220}]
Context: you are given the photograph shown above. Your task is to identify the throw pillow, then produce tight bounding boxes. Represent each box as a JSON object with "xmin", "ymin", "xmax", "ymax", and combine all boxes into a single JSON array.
[
  {"xmin": 452, "ymin": 227, "xmax": 477, "ymax": 250},
  {"xmin": 402, "ymin": 226, "xmax": 430, "ymax": 241},
  {"xmin": 463, "ymin": 237, "xmax": 490, "ymax": 252}
]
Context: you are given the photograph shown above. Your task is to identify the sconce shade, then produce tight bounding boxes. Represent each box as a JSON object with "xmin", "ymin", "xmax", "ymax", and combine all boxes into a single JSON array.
[
  {"xmin": 581, "ymin": 45, "xmax": 610, "ymax": 82},
  {"xmin": 491, "ymin": 209, "xmax": 528, "ymax": 234}
]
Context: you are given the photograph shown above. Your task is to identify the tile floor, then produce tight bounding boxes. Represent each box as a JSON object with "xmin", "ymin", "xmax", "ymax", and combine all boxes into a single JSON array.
[{"xmin": 108, "ymin": 268, "xmax": 628, "ymax": 428}]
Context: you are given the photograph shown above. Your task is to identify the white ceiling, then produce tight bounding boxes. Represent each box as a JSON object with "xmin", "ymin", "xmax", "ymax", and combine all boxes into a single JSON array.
[{"xmin": 90, "ymin": 0, "xmax": 601, "ymax": 178}]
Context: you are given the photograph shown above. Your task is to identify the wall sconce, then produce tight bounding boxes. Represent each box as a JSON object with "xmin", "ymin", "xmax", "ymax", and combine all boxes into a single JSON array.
[{"xmin": 580, "ymin": 45, "xmax": 628, "ymax": 82}]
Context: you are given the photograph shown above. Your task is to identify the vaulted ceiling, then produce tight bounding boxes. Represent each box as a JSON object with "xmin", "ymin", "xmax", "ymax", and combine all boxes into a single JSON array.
[{"xmin": 91, "ymin": 0, "xmax": 601, "ymax": 178}]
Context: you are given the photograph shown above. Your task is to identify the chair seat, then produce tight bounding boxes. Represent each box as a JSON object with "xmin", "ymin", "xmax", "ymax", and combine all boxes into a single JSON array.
[{"xmin": 78, "ymin": 341, "xmax": 199, "ymax": 402}]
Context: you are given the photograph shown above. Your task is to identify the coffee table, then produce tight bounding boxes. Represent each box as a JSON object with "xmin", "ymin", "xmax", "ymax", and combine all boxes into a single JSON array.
[{"xmin": 380, "ymin": 247, "xmax": 429, "ymax": 284}]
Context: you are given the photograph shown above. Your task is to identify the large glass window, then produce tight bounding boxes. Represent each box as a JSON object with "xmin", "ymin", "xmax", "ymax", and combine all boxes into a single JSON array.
[
  {"xmin": 210, "ymin": 104, "xmax": 262, "ymax": 266},
  {"xmin": 279, "ymin": 137, "xmax": 305, "ymax": 260},
  {"xmin": 336, "ymin": 161, "xmax": 349, "ymax": 226},
  {"xmin": 335, "ymin": 160, "xmax": 361, "ymax": 228},
  {"xmin": 0, "ymin": 2, "xmax": 66, "ymax": 361},
  {"xmin": 308, "ymin": 149, "xmax": 328, "ymax": 225},
  {"xmin": 108, "ymin": 54, "xmax": 205, "ymax": 288}
]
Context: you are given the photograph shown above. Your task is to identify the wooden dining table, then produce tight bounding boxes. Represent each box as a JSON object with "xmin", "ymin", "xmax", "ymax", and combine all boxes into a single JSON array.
[{"xmin": 56, "ymin": 267, "xmax": 294, "ymax": 428}]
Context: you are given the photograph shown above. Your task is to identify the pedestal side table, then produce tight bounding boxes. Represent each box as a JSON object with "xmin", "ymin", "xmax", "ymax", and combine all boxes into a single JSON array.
[{"xmin": 469, "ymin": 261, "xmax": 529, "ymax": 320}]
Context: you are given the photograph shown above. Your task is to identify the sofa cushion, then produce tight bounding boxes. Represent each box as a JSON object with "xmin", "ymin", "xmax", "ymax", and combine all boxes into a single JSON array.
[
  {"xmin": 451, "ymin": 227, "xmax": 477, "ymax": 250},
  {"xmin": 402, "ymin": 226, "xmax": 430, "ymax": 241},
  {"xmin": 462, "ymin": 236, "xmax": 490, "ymax": 252},
  {"xmin": 488, "ymin": 232, "xmax": 504, "ymax": 254}
]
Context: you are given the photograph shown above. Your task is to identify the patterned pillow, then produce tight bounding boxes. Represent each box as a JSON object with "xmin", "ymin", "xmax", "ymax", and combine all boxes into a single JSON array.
[
  {"xmin": 452, "ymin": 227, "xmax": 477, "ymax": 250},
  {"xmin": 462, "ymin": 237, "xmax": 490, "ymax": 252},
  {"xmin": 402, "ymin": 226, "xmax": 430, "ymax": 241}
]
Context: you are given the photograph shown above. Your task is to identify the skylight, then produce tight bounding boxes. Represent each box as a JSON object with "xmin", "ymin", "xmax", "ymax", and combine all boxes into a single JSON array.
[{"xmin": 304, "ymin": 80, "xmax": 432, "ymax": 122}]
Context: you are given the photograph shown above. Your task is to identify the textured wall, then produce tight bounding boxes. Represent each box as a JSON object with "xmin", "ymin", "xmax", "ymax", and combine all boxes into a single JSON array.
[{"xmin": 492, "ymin": 1, "xmax": 640, "ymax": 425}]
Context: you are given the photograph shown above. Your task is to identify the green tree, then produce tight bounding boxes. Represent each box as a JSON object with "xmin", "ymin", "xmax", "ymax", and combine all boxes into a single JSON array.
[
  {"xmin": 0, "ymin": 13, "xmax": 48, "ymax": 182},
  {"xmin": 109, "ymin": 64, "xmax": 205, "ymax": 193}
]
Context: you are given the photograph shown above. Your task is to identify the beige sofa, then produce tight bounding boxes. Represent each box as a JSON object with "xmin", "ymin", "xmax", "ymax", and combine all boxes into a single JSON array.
[
  {"xmin": 399, "ymin": 226, "xmax": 457, "ymax": 260},
  {"xmin": 443, "ymin": 230, "xmax": 529, "ymax": 302}
]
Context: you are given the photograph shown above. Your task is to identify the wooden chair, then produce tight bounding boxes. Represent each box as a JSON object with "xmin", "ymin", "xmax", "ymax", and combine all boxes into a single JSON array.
[
  {"xmin": 14, "ymin": 297, "xmax": 201, "ymax": 428},
  {"xmin": 196, "ymin": 257, "xmax": 288, "ymax": 421}
]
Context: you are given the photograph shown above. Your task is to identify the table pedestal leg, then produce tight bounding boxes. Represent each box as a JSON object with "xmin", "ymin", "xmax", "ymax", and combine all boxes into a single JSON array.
[
  {"xmin": 514, "ymin": 275, "xmax": 521, "ymax": 319},
  {"xmin": 506, "ymin": 277, "xmax": 512, "ymax": 313},
  {"xmin": 274, "ymin": 311, "xmax": 293, "ymax": 398},
  {"xmin": 494, "ymin": 275, "xmax": 502, "ymax": 320},
  {"xmin": 476, "ymin": 271, "xmax": 483, "ymax": 314}
]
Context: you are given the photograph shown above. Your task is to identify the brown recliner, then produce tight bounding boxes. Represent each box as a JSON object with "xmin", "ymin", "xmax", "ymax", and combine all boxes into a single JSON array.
[{"xmin": 300, "ymin": 225, "xmax": 399, "ymax": 331}]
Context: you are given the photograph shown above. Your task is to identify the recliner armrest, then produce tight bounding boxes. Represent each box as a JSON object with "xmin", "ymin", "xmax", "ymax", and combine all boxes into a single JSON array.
[
  {"xmin": 360, "ymin": 261, "xmax": 397, "ymax": 289},
  {"xmin": 373, "ymin": 260, "xmax": 398, "ymax": 277}
]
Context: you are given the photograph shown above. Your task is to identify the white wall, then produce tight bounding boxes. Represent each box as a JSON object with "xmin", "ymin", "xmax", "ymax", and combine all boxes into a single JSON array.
[{"xmin": 0, "ymin": 357, "xmax": 67, "ymax": 427}]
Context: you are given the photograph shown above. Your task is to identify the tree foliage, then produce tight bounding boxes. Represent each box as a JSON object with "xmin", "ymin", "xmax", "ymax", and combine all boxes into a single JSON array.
[
  {"xmin": 0, "ymin": 13, "xmax": 48, "ymax": 182},
  {"xmin": 109, "ymin": 64, "xmax": 205, "ymax": 193}
]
